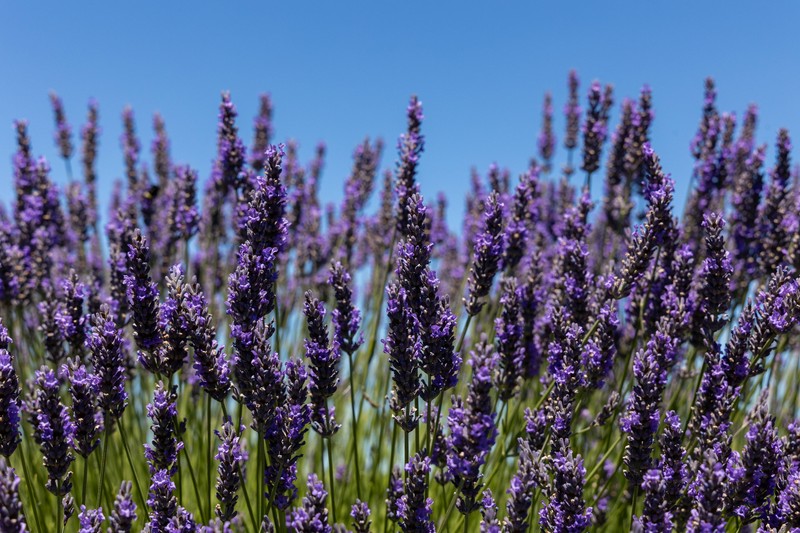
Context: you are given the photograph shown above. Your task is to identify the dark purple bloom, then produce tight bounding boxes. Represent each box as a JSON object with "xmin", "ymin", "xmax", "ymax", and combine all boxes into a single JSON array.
[
  {"xmin": 250, "ymin": 94, "xmax": 274, "ymax": 172},
  {"xmin": 730, "ymin": 145, "xmax": 765, "ymax": 286},
  {"xmin": 39, "ymin": 295, "xmax": 66, "ymax": 366},
  {"xmin": 502, "ymin": 175, "xmax": 531, "ymax": 272},
  {"xmin": 183, "ymin": 279, "xmax": 230, "ymax": 403},
  {"xmin": 465, "ymin": 191, "xmax": 505, "ymax": 316},
  {"xmin": 692, "ymin": 213, "xmax": 733, "ymax": 341},
  {"xmin": 350, "ymin": 500, "xmax": 371, "ymax": 533},
  {"xmin": 27, "ymin": 366, "xmax": 75, "ymax": 495},
  {"xmin": 686, "ymin": 449, "xmax": 726, "ymax": 533},
  {"xmin": 303, "ymin": 291, "xmax": 340, "ymax": 437},
  {"xmin": 395, "ymin": 96, "xmax": 425, "ymax": 237},
  {"xmin": 80, "ymin": 99, "xmax": 100, "ymax": 219},
  {"xmin": 537, "ymin": 92, "xmax": 556, "ymax": 174},
  {"xmin": 144, "ymin": 382, "xmax": 183, "ymax": 476},
  {"xmin": 0, "ymin": 458, "xmax": 26, "ymax": 532},
  {"xmin": 563, "ymin": 70, "xmax": 581, "ymax": 176},
  {"xmin": 109, "ymin": 480, "xmax": 137, "ymax": 533},
  {"xmin": 778, "ymin": 464, "xmax": 800, "ymax": 527},
  {"xmin": 57, "ymin": 270, "xmax": 87, "ymax": 361},
  {"xmin": 724, "ymin": 395, "xmax": 783, "ymax": 522},
  {"xmin": 386, "ymin": 467, "xmax": 404, "ymax": 524},
  {"xmin": 214, "ymin": 420, "xmax": 247, "ymax": 522},
  {"xmin": 383, "ymin": 283, "xmax": 421, "ymax": 431},
  {"xmin": 581, "ymin": 82, "xmax": 613, "ymax": 177},
  {"xmin": 151, "ymin": 113, "xmax": 171, "ymax": 188},
  {"xmin": 50, "ymin": 92, "xmax": 74, "ymax": 161},
  {"xmin": 479, "ymin": 490, "xmax": 500, "ymax": 533},
  {"xmin": 539, "ymin": 448, "xmax": 592, "ymax": 533},
  {"xmin": 610, "ymin": 144, "xmax": 674, "ymax": 299},
  {"xmin": 758, "ymin": 128, "xmax": 792, "ymax": 276},
  {"xmin": 77, "ymin": 505, "xmax": 104, "ymax": 533},
  {"xmin": 238, "ymin": 144, "xmax": 287, "ymax": 253},
  {"xmin": 124, "ymin": 229, "xmax": 163, "ymax": 364},
  {"xmin": 214, "ymin": 92, "xmax": 247, "ymax": 191},
  {"xmin": 0, "ymin": 348, "xmax": 21, "ymax": 457},
  {"xmin": 620, "ymin": 317, "xmax": 679, "ymax": 487},
  {"xmin": 446, "ymin": 336, "xmax": 498, "ymax": 514},
  {"xmin": 286, "ymin": 474, "xmax": 331, "ymax": 533},
  {"xmin": 503, "ymin": 439, "xmax": 540, "ymax": 533},
  {"xmin": 494, "ymin": 277, "xmax": 524, "ymax": 401},
  {"xmin": 172, "ymin": 165, "xmax": 199, "ymax": 242},
  {"xmin": 147, "ymin": 469, "xmax": 177, "ymax": 532},
  {"xmin": 636, "ymin": 411, "xmax": 686, "ymax": 531},
  {"xmin": 398, "ymin": 453, "xmax": 434, "ymax": 533},
  {"xmin": 329, "ymin": 262, "xmax": 362, "ymax": 356},
  {"xmin": 61, "ymin": 359, "xmax": 102, "ymax": 458},
  {"xmin": 86, "ymin": 303, "xmax": 128, "ymax": 423},
  {"xmin": 120, "ymin": 107, "xmax": 140, "ymax": 192}
]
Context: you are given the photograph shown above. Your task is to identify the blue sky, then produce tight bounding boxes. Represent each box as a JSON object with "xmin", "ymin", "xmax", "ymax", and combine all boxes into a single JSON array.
[{"xmin": 1, "ymin": 2, "xmax": 799, "ymax": 225}]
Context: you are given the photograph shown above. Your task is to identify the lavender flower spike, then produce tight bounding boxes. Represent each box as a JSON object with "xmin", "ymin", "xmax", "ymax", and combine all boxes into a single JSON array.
[
  {"xmin": 61, "ymin": 359, "xmax": 102, "ymax": 458},
  {"xmin": 303, "ymin": 291, "xmax": 340, "ymax": 437},
  {"xmin": 109, "ymin": 481, "xmax": 137, "ymax": 533},
  {"xmin": 27, "ymin": 366, "xmax": 75, "ymax": 496},
  {"xmin": 503, "ymin": 439, "xmax": 540, "ymax": 533},
  {"xmin": 215, "ymin": 420, "xmax": 246, "ymax": 522},
  {"xmin": 350, "ymin": 500, "xmax": 371, "ymax": 533},
  {"xmin": 86, "ymin": 303, "xmax": 128, "ymax": 424},
  {"xmin": 124, "ymin": 229, "xmax": 163, "ymax": 368},
  {"xmin": 539, "ymin": 449, "xmax": 592, "ymax": 533},
  {"xmin": 0, "ymin": 458, "xmax": 27, "ymax": 532},
  {"xmin": 0, "ymin": 348, "xmax": 21, "ymax": 457},
  {"xmin": 286, "ymin": 473, "xmax": 331, "ymax": 533},
  {"xmin": 77, "ymin": 505, "xmax": 104, "ymax": 533},
  {"xmin": 465, "ymin": 191, "xmax": 506, "ymax": 316},
  {"xmin": 50, "ymin": 92, "xmax": 74, "ymax": 161},
  {"xmin": 330, "ymin": 262, "xmax": 363, "ymax": 357},
  {"xmin": 147, "ymin": 469, "xmax": 177, "ymax": 532},
  {"xmin": 144, "ymin": 382, "xmax": 183, "ymax": 476},
  {"xmin": 398, "ymin": 453, "xmax": 434, "ymax": 533}
]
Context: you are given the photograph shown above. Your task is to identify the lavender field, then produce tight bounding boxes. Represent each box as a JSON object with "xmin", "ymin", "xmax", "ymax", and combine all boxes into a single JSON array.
[{"xmin": 0, "ymin": 73, "xmax": 798, "ymax": 533}]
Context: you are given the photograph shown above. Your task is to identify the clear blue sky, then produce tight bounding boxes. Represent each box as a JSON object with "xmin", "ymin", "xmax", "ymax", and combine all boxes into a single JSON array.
[{"xmin": 1, "ymin": 2, "xmax": 799, "ymax": 225}]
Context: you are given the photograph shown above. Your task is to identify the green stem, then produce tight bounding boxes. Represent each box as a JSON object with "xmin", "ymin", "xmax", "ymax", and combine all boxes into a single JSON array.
[
  {"xmin": 347, "ymin": 351, "xmax": 363, "ymax": 500},
  {"xmin": 325, "ymin": 436, "xmax": 338, "ymax": 524},
  {"xmin": 437, "ymin": 479, "xmax": 464, "ymax": 531},
  {"xmin": 118, "ymin": 416, "xmax": 149, "ymax": 522},
  {"xmin": 18, "ymin": 439, "xmax": 44, "ymax": 533},
  {"xmin": 206, "ymin": 394, "xmax": 212, "ymax": 523},
  {"xmin": 97, "ymin": 425, "xmax": 111, "ymax": 506},
  {"xmin": 81, "ymin": 454, "xmax": 89, "ymax": 506}
]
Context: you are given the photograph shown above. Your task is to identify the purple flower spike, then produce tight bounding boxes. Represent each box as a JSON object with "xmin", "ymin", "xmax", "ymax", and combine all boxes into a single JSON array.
[
  {"xmin": 537, "ymin": 92, "xmax": 556, "ymax": 174},
  {"xmin": 0, "ymin": 458, "xmax": 27, "ymax": 532},
  {"xmin": 147, "ymin": 469, "xmax": 177, "ymax": 532},
  {"xmin": 77, "ymin": 505, "xmax": 104, "ymax": 533},
  {"xmin": 395, "ymin": 95, "xmax": 425, "ymax": 238},
  {"xmin": 303, "ymin": 291, "xmax": 340, "ymax": 437},
  {"xmin": 61, "ymin": 359, "xmax": 102, "ymax": 458},
  {"xmin": 465, "ymin": 191, "xmax": 505, "ymax": 316},
  {"xmin": 251, "ymin": 94, "xmax": 274, "ymax": 172},
  {"xmin": 50, "ymin": 92, "xmax": 74, "ymax": 161},
  {"xmin": 27, "ymin": 366, "xmax": 75, "ymax": 496},
  {"xmin": 215, "ymin": 420, "xmax": 246, "ymax": 522},
  {"xmin": 109, "ymin": 480, "xmax": 137, "ymax": 533},
  {"xmin": 539, "ymin": 449, "xmax": 592, "ymax": 533},
  {"xmin": 350, "ymin": 500, "xmax": 371, "ymax": 533},
  {"xmin": 0, "ymin": 348, "xmax": 21, "ymax": 457},
  {"xmin": 144, "ymin": 382, "xmax": 183, "ymax": 476},
  {"xmin": 286, "ymin": 473, "xmax": 331, "ymax": 533},
  {"xmin": 86, "ymin": 303, "xmax": 128, "ymax": 424},
  {"xmin": 398, "ymin": 453, "xmax": 434, "ymax": 533}
]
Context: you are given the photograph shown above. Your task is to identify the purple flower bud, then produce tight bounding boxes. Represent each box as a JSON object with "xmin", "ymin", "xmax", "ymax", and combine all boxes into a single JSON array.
[
  {"xmin": 27, "ymin": 366, "xmax": 75, "ymax": 495},
  {"xmin": 303, "ymin": 292, "xmax": 340, "ymax": 437},
  {"xmin": 124, "ymin": 229, "xmax": 163, "ymax": 365},
  {"xmin": 250, "ymin": 94, "xmax": 274, "ymax": 172},
  {"xmin": 465, "ymin": 191, "xmax": 505, "ymax": 316},
  {"xmin": 120, "ymin": 107, "xmax": 140, "ymax": 192},
  {"xmin": 539, "ymin": 448, "xmax": 592, "ymax": 533},
  {"xmin": 109, "ymin": 480, "xmax": 137, "ymax": 533},
  {"xmin": 581, "ymin": 82, "xmax": 613, "ymax": 176},
  {"xmin": 537, "ymin": 93, "xmax": 556, "ymax": 174},
  {"xmin": 0, "ymin": 348, "xmax": 21, "ymax": 457},
  {"xmin": 479, "ymin": 490, "xmax": 500, "ymax": 533},
  {"xmin": 0, "ymin": 458, "xmax": 26, "ymax": 532},
  {"xmin": 50, "ymin": 92, "xmax": 74, "ymax": 161},
  {"xmin": 86, "ymin": 303, "xmax": 128, "ymax": 423},
  {"xmin": 61, "ymin": 359, "xmax": 102, "ymax": 458},
  {"xmin": 446, "ymin": 336, "xmax": 498, "ymax": 514},
  {"xmin": 503, "ymin": 439, "xmax": 539, "ymax": 532},
  {"xmin": 77, "ymin": 505, "xmax": 104, "ymax": 533},
  {"xmin": 329, "ymin": 262, "xmax": 362, "ymax": 357},
  {"xmin": 395, "ymin": 96, "xmax": 425, "ymax": 237},
  {"xmin": 350, "ymin": 500, "xmax": 371, "ymax": 533},
  {"xmin": 383, "ymin": 283, "xmax": 421, "ymax": 431},
  {"xmin": 144, "ymin": 382, "xmax": 183, "ymax": 476},
  {"xmin": 147, "ymin": 469, "xmax": 177, "ymax": 532},
  {"xmin": 287, "ymin": 474, "xmax": 331, "ymax": 533},
  {"xmin": 398, "ymin": 453, "xmax": 434, "ymax": 533},
  {"xmin": 214, "ymin": 420, "xmax": 246, "ymax": 522}
]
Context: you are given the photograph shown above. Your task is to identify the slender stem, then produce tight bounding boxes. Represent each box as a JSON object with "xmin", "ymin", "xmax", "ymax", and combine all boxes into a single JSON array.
[
  {"xmin": 180, "ymin": 430, "xmax": 208, "ymax": 524},
  {"xmin": 118, "ymin": 416, "xmax": 150, "ymax": 522},
  {"xmin": 206, "ymin": 394, "xmax": 212, "ymax": 523},
  {"xmin": 347, "ymin": 351, "xmax": 363, "ymax": 500},
  {"xmin": 384, "ymin": 423, "xmax": 398, "ymax": 533},
  {"xmin": 325, "ymin": 436, "xmax": 338, "ymax": 523},
  {"xmin": 18, "ymin": 440, "xmax": 45, "ymax": 533},
  {"xmin": 257, "ymin": 432, "xmax": 265, "ymax": 526},
  {"xmin": 96, "ymin": 425, "xmax": 111, "ymax": 506},
  {"xmin": 81, "ymin": 453, "xmax": 89, "ymax": 506},
  {"xmin": 437, "ymin": 479, "xmax": 465, "ymax": 531}
]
